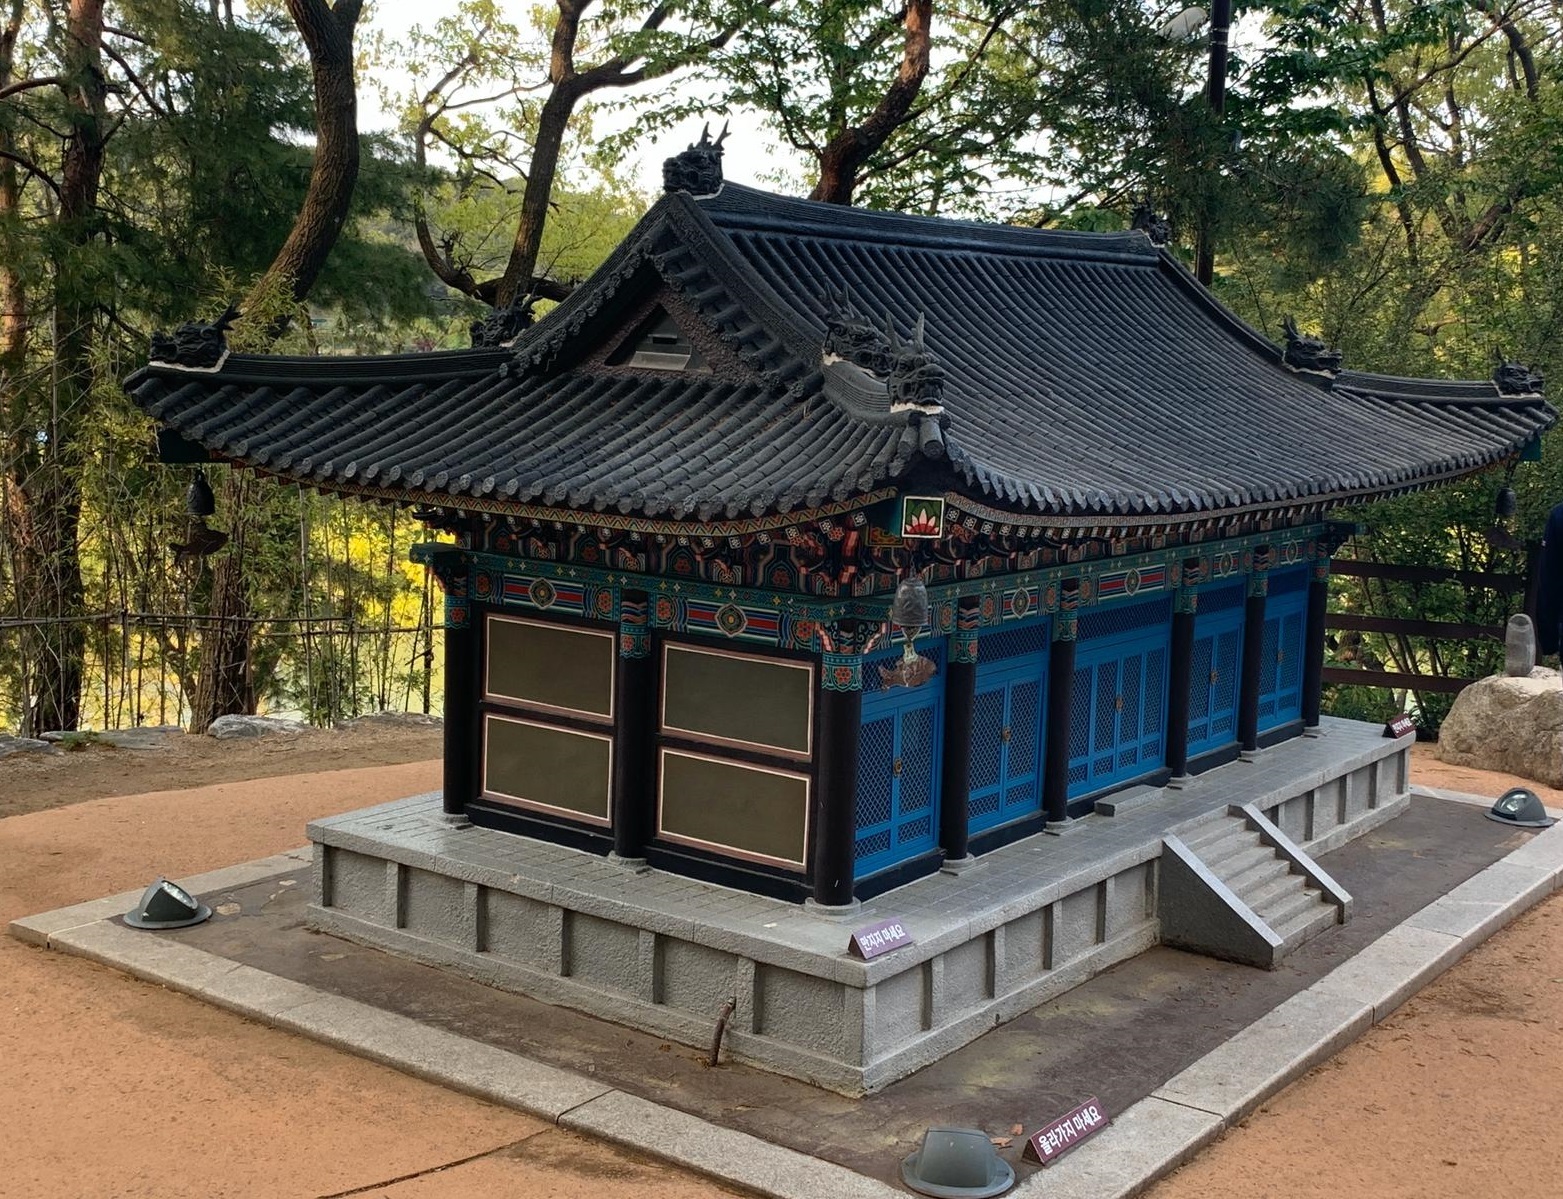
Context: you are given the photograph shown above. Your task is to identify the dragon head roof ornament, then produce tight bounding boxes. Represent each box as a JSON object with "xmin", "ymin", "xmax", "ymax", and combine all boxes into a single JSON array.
[
  {"xmin": 822, "ymin": 284, "xmax": 893, "ymax": 376},
  {"xmin": 1130, "ymin": 201, "xmax": 1171, "ymax": 246},
  {"xmin": 470, "ymin": 295, "xmax": 537, "ymax": 349},
  {"xmin": 1281, "ymin": 316, "xmax": 1343, "ymax": 378},
  {"xmin": 886, "ymin": 312, "xmax": 947, "ymax": 416},
  {"xmin": 1493, "ymin": 356, "xmax": 1545, "ymax": 397},
  {"xmin": 150, "ymin": 303, "xmax": 240, "ymax": 371},
  {"xmin": 662, "ymin": 122, "xmax": 729, "ymax": 198}
]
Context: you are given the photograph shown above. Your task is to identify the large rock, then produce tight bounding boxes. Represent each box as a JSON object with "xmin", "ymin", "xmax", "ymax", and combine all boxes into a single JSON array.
[
  {"xmin": 1438, "ymin": 667, "xmax": 1563, "ymax": 787},
  {"xmin": 335, "ymin": 711, "xmax": 441, "ymax": 730},
  {"xmin": 0, "ymin": 734, "xmax": 56, "ymax": 759},
  {"xmin": 206, "ymin": 714, "xmax": 306, "ymax": 740}
]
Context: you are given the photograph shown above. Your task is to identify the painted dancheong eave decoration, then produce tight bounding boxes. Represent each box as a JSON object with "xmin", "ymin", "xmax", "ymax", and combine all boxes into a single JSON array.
[{"xmin": 126, "ymin": 138, "xmax": 1555, "ymax": 906}]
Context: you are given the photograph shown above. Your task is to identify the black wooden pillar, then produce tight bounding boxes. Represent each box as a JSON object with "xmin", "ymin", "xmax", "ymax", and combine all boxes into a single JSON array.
[
  {"xmin": 1042, "ymin": 583, "xmax": 1080, "ymax": 827},
  {"xmin": 439, "ymin": 564, "xmax": 477, "ymax": 818},
  {"xmin": 939, "ymin": 597, "xmax": 981, "ymax": 863},
  {"xmin": 1165, "ymin": 575, "xmax": 1198, "ymax": 778},
  {"xmin": 1237, "ymin": 560, "xmax": 1270, "ymax": 753},
  {"xmin": 611, "ymin": 590, "xmax": 655, "ymax": 859},
  {"xmin": 813, "ymin": 635, "xmax": 864, "ymax": 907},
  {"xmin": 1302, "ymin": 563, "xmax": 1329, "ymax": 730}
]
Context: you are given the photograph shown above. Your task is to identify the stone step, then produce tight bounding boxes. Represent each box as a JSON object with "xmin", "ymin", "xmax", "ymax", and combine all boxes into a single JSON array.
[
  {"xmin": 1241, "ymin": 870, "xmax": 1307, "ymax": 915},
  {"xmin": 1220, "ymin": 855, "xmax": 1291, "ymax": 897},
  {"xmin": 1200, "ymin": 828, "xmax": 1265, "ymax": 870},
  {"xmin": 1274, "ymin": 898, "xmax": 1339, "ymax": 956},
  {"xmin": 1183, "ymin": 817, "xmax": 1246, "ymax": 852},
  {"xmin": 1255, "ymin": 882, "xmax": 1322, "ymax": 930}
]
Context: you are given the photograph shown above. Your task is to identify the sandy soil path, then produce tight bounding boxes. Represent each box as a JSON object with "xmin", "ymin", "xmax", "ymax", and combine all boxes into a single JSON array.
[{"xmin": 0, "ymin": 761, "xmax": 736, "ymax": 1199}]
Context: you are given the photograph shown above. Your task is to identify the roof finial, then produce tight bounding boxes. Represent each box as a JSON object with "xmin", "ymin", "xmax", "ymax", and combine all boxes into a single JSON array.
[
  {"xmin": 1281, "ymin": 315, "xmax": 1343, "ymax": 378},
  {"xmin": 150, "ymin": 303, "xmax": 240, "ymax": 370},
  {"xmin": 1130, "ymin": 200, "xmax": 1171, "ymax": 246},
  {"xmin": 1493, "ymin": 354, "xmax": 1544, "ymax": 397},
  {"xmin": 821, "ymin": 285, "xmax": 892, "ymax": 375},
  {"xmin": 470, "ymin": 294, "xmax": 537, "ymax": 348},
  {"xmin": 887, "ymin": 311, "xmax": 946, "ymax": 416},
  {"xmin": 662, "ymin": 121, "xmax": 729, "ymax": 197}
]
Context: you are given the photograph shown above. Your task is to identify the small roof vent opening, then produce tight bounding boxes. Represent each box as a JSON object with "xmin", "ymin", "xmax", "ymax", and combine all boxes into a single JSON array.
[{"xmin": 608, "ymin": 308, "xmax": 708, "ymax": 372}]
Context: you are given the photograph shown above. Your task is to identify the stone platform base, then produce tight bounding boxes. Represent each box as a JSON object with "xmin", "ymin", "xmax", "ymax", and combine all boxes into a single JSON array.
[{"xmin": 308, "ymin": 717, "xmax": 1410, "ymax": 1095}]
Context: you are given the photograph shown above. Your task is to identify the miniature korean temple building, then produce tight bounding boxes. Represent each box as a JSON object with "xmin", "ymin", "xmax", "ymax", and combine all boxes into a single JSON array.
[{"xmin": 128, "ymin": 136, "xmax": 1555, "ymax": 917}]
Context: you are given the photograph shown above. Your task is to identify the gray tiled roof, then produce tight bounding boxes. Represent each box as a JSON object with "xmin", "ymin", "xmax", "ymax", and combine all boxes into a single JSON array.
[{"xmin": 126, "ymin": 184, "xmax": 1555, "ymax": 525}]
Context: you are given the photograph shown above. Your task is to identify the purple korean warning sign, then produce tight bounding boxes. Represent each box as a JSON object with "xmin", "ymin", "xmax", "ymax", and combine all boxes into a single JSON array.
[
  {"xmin": 849, "ymin": 917, "xmax": 913, "ymax": 960},
  {"xmin": 1023, "ymin": 1097, "xmax": 1110, "ymax": 1165}
]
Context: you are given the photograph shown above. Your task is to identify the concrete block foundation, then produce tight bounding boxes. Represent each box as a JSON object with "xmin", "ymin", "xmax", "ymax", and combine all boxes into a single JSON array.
[{"xmin": 308, "ymin": 717, "xmax": 1409, "ymax": 1095}]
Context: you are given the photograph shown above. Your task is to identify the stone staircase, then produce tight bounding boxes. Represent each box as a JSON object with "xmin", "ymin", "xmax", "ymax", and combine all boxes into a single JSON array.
[{"xmin": 1159, "ymin": 804, "xmax": 1352, "ymax": 969}]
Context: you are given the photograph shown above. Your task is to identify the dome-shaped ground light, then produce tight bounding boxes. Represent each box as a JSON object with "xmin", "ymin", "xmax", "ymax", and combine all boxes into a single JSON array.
[
  {"xmin": 1486, "ymin": 787, "xmax": 1557, "ymax": 829},
  {"xmin": 901, "ymin": 1127, "xmax": 1014, "ymax": 1198},
  {"xmin": 123, "ymin": 877, "xmax": 212, "ymax": 929}
]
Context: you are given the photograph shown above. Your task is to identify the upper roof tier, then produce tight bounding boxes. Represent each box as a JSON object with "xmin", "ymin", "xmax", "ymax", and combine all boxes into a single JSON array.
[{"xmin": 126, "ymin": 181, "xmax": 1554, "ymax": 528}]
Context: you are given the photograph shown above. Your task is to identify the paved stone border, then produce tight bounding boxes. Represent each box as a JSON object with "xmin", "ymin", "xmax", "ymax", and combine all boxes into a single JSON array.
[
  {"xmin": 1017, "ymin": 816, "xmax": 1563, "ymax": 1198},
  {"xmin": 11, "ymin": 817, "xmax": 1563, "ymax": 1199}
]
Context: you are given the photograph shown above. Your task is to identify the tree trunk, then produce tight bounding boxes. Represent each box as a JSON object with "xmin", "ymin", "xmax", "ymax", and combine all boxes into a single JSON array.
[
  {"xmin": 249, "ymin": 0, "xmax": 363, "ymax": 308},
  {"xmin": 809, "ymin": 0, "xmax": 932, "ymax": 205},
  {"xmin": 3, "ymin": 0, "xmax": 106, "ymax": 734},
  {"xmin": 190, "ymin": 0, "xmax": 363, "ymax": 733}
]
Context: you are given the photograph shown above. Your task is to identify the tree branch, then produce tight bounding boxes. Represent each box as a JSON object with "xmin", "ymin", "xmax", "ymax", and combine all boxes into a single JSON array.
[{"xmin": 0, "ymin": 74, "xmax": 62, "ymax": 100}]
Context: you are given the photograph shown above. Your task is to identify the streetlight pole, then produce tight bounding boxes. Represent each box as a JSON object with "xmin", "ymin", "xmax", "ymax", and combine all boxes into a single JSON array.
[{"xmin": 1195, "ymin": 0, "xmax": 1231, "ymax": 287}]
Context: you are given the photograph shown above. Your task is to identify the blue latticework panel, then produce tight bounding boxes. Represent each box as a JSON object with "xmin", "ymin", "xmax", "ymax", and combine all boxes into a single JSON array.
[
  {"xmin": 1068, "ymin": 612, "xmax": 1172, "ymax": 798},
  {"xmin": 968, "ymin": 686, "xmax": 1005, "ymax": 793},
  {"xmin": 1079, "ymin": 596, "xmax": 1172, "ymax": 643},
  {"xmin": 855, "ymin": 654, "xmax": 944, "ymax": 879},
  {"xmin": 1260, "ymin": 608, "xmax": 1307, "ymax": 730},
  {"xmin": 855, "ymin": 715, "xmax": 895, "ymax": 834},
  {"xmin": 1189, "ymin": 601, "xmax": 1244, "ymax": 756},
  {"xmin": 1199, "ymin": 581, "xmax": 1247, "ymax": 614},
  {"xmin": 1008, "ymin": 681, "xmax": 1041, "ymax": 780},
  {"xmin": 1256, "ymin": 574, "xmax": 1310, "ymax": 732},
  {"xmin": 1093, "ymin": 660, "xmax": 1118, "ymax": 753},
  {"xmin": 969, "ymin": 671, "xmax": 1043, "ymax": 834},
  {"xmin": 1187, "ymin": 634, "xmax": 1214, "ymax": 745},
  {"xmin": 1210, "ymin": 628, "xmax": 1241, "ymax": 741},
  {"xmin": 1068, "ymin": 663, "xmax": 1092, "ymax": 785},
  {"xmin": 1268, "ymin": 566, "xmax": 1310, "ymax": 598},
  {"xmin": 899, "ymin": 706, "xmax": 935, "ymax": 816},
  {"xmin": 1117, "ymin": 654, "xmax": 1143, "ymax": 769},
  {"xmin": 1256, "ymin": 616, "xmax": 1281, "ymax": 722},
  {"xmin": 980, "ymin": 619, "xmax": 1048, "ymax": 665},
  {"xmin": 1142, "ymin": 646, "xmax": 1166, "ymax": 761}
]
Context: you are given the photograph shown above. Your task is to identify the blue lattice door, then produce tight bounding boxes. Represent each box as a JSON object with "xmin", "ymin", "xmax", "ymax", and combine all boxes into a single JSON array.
[
  {"xmin": 1258, "ymin": 569, "xmax": 1309, "ymax": 732},
  {"xmin": 855, "ymin": 642, "xmax": 944, "ymax": 879},
  {"xmin": 1067, "ymin": 598, "xmax": 1171, "ymax": 798},
  {"xmin": 1188, "ymin": 582, "xmax": 1246, "ymax": 758},
  {"xmin": 967, "ymin": 620, "xmax": 1047, "ymax": 834}
]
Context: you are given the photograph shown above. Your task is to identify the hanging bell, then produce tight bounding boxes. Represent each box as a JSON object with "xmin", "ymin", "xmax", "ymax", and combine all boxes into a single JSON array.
[
  {"xmin": 186, "ymin": 469, "xmax": 215, "ymax": 517},
  {"xmin": 1495, "ymin": 485, "xmax": 1517, "ymax": 520},
  {"xmin": 889, "ymin": 577, "xmax": 930, "ymax": 632}
]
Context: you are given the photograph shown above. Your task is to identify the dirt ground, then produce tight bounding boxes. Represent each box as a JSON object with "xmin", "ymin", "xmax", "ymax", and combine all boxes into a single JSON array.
[
  {"xmin": 2, "ymin": 735, "xmax": 1560, "ymax": 1197},
  {"xmin": 0, "ymin": 719, "xmax": 444, "ymax": 819},
  {"xmin": 0, "ymin": 759, "xmax": 736, "ymax": 1199}
]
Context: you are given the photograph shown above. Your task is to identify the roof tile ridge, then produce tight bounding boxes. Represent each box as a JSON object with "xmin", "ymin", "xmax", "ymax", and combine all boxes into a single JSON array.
[
  {"xmin": 508, "ymin": 194, "xmax": 681, "ymax": 373},
  {"xmin": 130, "ymin": 347, "xmax": 508, "ymax": 389},
  {"xmin": 659, "ymin": 193, "xmax": 824, "ymax": 384},
  {"xmin": 703, "ymin": 183, "xmax": 1160, "ymax": 264}
]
